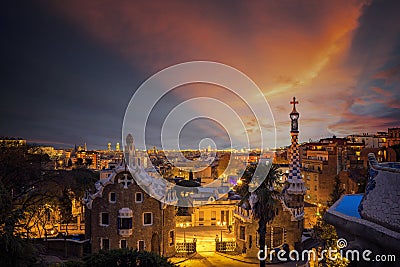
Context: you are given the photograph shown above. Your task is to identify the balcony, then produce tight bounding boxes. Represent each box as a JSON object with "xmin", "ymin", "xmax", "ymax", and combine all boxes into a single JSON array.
[{"xmin": 118, "ymin": 229, "xmax": 133, "ymax": 237}]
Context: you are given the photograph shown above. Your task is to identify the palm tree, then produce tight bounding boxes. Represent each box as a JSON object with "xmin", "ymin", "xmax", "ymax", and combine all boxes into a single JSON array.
[{"xmin": 234, "ymin": 163, "xmax": 281, "ymax": 267}]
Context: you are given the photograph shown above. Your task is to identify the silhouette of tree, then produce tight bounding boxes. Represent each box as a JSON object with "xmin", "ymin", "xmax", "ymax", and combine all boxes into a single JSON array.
[{"xmin": 234, "ymin": 163, "xmax": 280, "ymax": 267}]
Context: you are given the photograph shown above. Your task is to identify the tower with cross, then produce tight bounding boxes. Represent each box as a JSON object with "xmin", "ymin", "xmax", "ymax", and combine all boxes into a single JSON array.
[{"xmin": 285, "ymin": 97, "xmax": 306, "ymax": 220}]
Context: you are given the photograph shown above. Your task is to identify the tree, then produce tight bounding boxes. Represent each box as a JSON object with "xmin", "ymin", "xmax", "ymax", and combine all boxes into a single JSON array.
[
  {"xmin": 84, "ymin": 158, "xmax": 93, "ymax": 168},
  {"xmin": 234, "ymin": 163, "xmax": 281, "ymax": 267},
  {"xmin": 75, "ymin": 158, "xmax": 84, "ymax": 168},
  {"xmin": 0, "ymin": 144, "xmax": 49, "ymax": 265},
  {"xmin": 314, "ymin": 214, "xmax": 349, "ymax": 267},
  {"xmin": 0, "ymin": 144, "xmax": 98, "ymax": 264},
  {"xmin": 83, "ymin": 248, "xmax": 177, "ymax": 267},
  {"xmin": 328, "ymin": 175, "xmax": 345, "ymax": 207}
]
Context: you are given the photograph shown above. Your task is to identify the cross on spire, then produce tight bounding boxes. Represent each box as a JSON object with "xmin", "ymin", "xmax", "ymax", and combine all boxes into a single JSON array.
[
  {"xmin": 118, "ymin": 173, "xmax": 133, "ymax": 189},
  {"xmin": 290, "ymin": 96, "xmax": 298, "ymax": 109}
]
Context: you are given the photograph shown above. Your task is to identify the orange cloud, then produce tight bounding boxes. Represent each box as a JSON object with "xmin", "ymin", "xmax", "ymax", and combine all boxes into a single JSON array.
[{"xmin": 45, "ymin": 0, "xmax": 383, "ymax": 146}]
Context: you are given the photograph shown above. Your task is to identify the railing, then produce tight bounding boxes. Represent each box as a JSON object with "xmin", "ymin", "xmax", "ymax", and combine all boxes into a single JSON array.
[
  {"xmin": 56, "ymin": 223, "xmax": 85, "ymax": 234},
  {"xmin": 176, "ymin": 242, "xmax": 196, "ymax": 254},
  {"xmin": 233, "ymin": 206, "xmax": 252, "ymax": 222},
  {"xmin": 215, "ymin": 241, "xmax": 236, "ymax": 252},
  {"xmin": 60, "ymin": 225, "xmax": 78, "ymax": 230}
]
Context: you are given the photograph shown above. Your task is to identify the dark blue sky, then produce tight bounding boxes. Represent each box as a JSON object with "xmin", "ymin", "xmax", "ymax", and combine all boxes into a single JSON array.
[
  {"xmin": 1, "ymin": 1, "xmax": 142, "ymax": 148},
  {"xmin": 1, "ymin": 1, "xmax": 399, "ymax": 149}
]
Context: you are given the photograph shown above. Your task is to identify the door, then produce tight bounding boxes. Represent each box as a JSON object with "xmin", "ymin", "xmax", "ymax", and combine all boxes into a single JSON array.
[
  {"xmin": 138, "ymin": 240, "xmax": 145, "ymax": 252},
  {"xmin": 151, "ymin": 232, "xmax": 160, "ymax": 255}
]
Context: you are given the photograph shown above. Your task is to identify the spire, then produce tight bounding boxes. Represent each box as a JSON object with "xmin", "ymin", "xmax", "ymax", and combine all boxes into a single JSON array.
[
  {"xmin": 290, "ymin": 96, "xmax": 299, "ymax": 114},
  {"xmin": 284, "ymin": 97, "xmax": 306, "ymax": 221}
]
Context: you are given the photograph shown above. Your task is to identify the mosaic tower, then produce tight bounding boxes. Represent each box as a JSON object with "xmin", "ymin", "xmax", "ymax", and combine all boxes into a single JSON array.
[{"xmin": 284, "ymin": 97, "xmax": 306, "ymax": 220}]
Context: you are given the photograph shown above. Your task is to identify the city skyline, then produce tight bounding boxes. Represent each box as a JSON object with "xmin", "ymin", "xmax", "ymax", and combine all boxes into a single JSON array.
[{"xmin": 1, "ymin": 0, "xmax": 400, "ymax": 150}]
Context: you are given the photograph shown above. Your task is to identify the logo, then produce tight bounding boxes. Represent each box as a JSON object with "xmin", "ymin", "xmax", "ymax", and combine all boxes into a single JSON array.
[{"xmin": 122, "ymin": 61, "xmax": 276, "ymax": 207}]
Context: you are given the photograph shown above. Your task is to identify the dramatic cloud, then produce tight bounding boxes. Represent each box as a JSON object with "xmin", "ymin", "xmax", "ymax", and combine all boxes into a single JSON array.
[{"xmin": 1, "ymin": 0, "xmax": 399, "ymax": 148}]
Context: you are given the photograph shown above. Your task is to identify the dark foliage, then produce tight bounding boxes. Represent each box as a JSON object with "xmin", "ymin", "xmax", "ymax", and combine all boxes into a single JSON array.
[{"xmin": 83, "ymin": 248, "xmax": 177, "ymax": 267}]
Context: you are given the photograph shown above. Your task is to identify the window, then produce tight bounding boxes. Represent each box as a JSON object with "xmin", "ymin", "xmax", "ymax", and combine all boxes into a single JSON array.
[
  {"xmin": 143, "ymin": 212, "xmax": 153, "ymax": 226},
  {"xmin": 138, "ymin": 240, "xmax": 145, "ymax": 251},
  {"xmin": 199, "ymin": 211, "xmax": 204, "ymax": 221},
  {"xmin": 100, "ymin": 212, "xmax": 109, "ymax": 226},
  {"xmin": 118, "ymin": 217, "xmax": 132, "ymax": 229},
  {"xmin": 135, "ymin": 192, "xmax": 143, "ymax": 203},
  {"xmin": 249, "ymin": 235, "xmax": 253, "ymax": 248},
  {"xmin": 314, "ymin": 185, "xmax": 317, "ymax": 191},
  {"xmin": 101, "ymin": 238, "xmax": 110, "ymax": 250},
  {"xmin": 211, "ymin": 211, "xmax": 216, "ymax": 220},
  {"xmin": 109, "ymin": 192, "xmax": 116, "ymax": 203},
  {"xmin": 120, "ymin": 239, "xmax": 127, "ymax": 249},
  {"xmin": 118, "ymin": 208, "xmax": 133, "ymax": 230},
  {"xmin": 239, "ymin": 226, "xmax": 245, "ymax": 240},
  {"xmin": 169, "ymin": 231, "xmax": 175, "ymax": 246}
]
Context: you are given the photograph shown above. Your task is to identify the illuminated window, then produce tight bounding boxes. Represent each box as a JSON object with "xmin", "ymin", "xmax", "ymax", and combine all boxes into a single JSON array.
[
  {"xmin": 211, "ymin": 211, "xmax": 216, "ymax": 220},
  {"xmin": 199, "ymin": 211, "xmax": 204, "ymax": 221}
]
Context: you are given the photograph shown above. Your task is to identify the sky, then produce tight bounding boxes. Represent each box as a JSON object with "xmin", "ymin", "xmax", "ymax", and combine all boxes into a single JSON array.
[{"xmin": 1, "ymin": 0, "xmax": 399, "ymax": 150}]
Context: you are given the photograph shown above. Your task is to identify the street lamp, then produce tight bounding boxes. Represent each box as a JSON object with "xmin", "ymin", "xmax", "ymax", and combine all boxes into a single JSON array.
[
  {"xmin": 179, "ymin": 222, "xmax": 188, "ymax": 243},
  {"xmin": 217, "ymin": 221, "xmax": 227, "ymax": 242}
]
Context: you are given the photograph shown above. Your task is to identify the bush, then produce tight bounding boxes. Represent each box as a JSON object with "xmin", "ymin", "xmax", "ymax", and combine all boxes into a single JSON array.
[
  {"xmin": 83, "ymin": 249, "xmax": 176, "ymax": 267},
  {"xmin": 61, "ymin": 260, "xmax": 85, "ymax": 267},
  {"xmin": 0, "ymin": 234, "xmax": 40, "ymax": 267}
]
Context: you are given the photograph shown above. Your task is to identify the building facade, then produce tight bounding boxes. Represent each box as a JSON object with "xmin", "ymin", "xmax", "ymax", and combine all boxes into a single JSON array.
[
  {"xmin": 190, "ymin": 198, "xmax": 238, "ymax": 227},
  {"xmin": 301, "ymin": 137, "xmax": 365, "ymax": 205},
  {"xmin": 84, "ymin": 167, "xmax": 176, "ymax": 256},
  {"xmin": 84, "ymin": 135, "xmax": 178, "ymax": 257},
  {"xmin": 388, "ymin": 127, "xmax": 400, "ymax": 147}
]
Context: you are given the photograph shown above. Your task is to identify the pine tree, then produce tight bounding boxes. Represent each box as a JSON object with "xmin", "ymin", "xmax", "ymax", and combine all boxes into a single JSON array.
[{"xmin": 328, "ymin": 175, "xmax": 345, "ymax": 206}]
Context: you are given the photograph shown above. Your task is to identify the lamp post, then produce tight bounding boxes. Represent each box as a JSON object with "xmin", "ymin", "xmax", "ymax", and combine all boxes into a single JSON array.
[
  {"xmin": 217, "ymin": 221, "xmax": 227, "ymax": 242},
  {"xmin": 179, "ymin": 222, "xmax": 187, "ymax": 243}
]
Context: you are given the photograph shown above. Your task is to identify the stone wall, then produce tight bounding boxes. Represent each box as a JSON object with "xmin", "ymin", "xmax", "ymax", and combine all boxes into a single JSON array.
[{"xmin": 359, "ymin": 154, "xmax": 400, "ymax": 232}]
